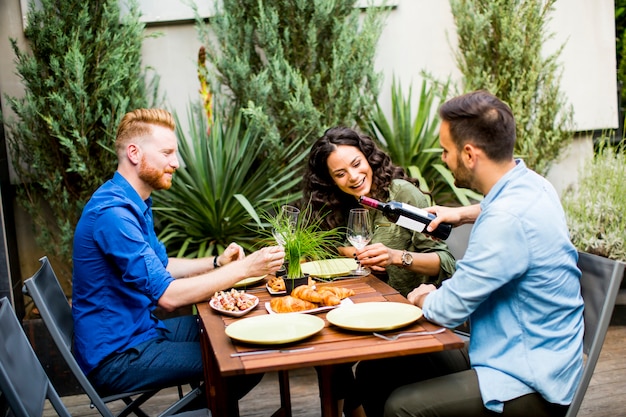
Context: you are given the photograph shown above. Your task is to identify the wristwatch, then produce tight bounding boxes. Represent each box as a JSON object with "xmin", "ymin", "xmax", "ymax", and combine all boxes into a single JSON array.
[{"xmin": 401, "ymin": 250, "xmax": 413, "ymax": 267}]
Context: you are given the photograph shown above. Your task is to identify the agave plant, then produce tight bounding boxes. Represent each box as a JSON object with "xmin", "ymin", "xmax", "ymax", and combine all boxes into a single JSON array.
[
  {"xmin": 152, "ymin": 106, "xmax": 307, "ymax": 257},
  {"xmin": 367, "ymin": 77, "xmax": 481, "ymax": 206}
]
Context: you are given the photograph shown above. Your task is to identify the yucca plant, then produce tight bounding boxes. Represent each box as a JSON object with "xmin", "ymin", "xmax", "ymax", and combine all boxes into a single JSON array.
[
  {"xmin": 367, "ymin": 77, "xmax": 481, "ymax": 206},
  {"xmin": 152, "ymin": 107, "xmax": 307, "ymax": 257}
]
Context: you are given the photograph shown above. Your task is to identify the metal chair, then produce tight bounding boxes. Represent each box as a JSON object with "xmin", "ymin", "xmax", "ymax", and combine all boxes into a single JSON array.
[
  {"xmin": 22, "ymin": 256, "xmax": 209, "ymax": 417},
  {"xmin": 0, "ymin": 296, "xmax": 71, "ymax": 417},
  {"xmin": 565, "ymin": 251, "xmax": 625, "ymax": 417},
  {"xmin": 446, "ymin": 223, "xmax": 473, "ymax": 261}
]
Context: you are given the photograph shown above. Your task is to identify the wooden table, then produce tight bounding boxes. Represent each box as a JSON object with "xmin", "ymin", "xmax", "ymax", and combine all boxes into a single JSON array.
[{"xmin": 197, "ymin": 275, "xmax": 464, "ymax": 417}]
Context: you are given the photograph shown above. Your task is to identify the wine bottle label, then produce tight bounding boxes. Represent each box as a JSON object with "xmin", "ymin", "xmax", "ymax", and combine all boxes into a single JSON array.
[
  {"xmin": 399, "ymin": 202, "xmax": 434, "ymax": 220},
  {"xmin": 396, "ymin": 215, "xmax": 426, "ymax": 232}
]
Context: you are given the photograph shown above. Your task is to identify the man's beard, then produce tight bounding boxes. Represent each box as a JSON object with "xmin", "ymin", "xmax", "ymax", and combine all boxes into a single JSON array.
[
  {"xmin": 139, "ymin": 157, "xmax": 174, "ymax": 190},
  {"xmin": 451, "ymin": 154, "xmax": 472, "ymax": 190}
]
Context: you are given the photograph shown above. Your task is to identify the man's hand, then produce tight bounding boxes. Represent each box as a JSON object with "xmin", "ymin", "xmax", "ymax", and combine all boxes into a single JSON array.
[
  {"xmin": 243, "ymin": 246, "xmax": 285, "ymax": 277},
  {"xmin": 407, "ymin": 283, "xmax": 436, "ymax": 308},
  {"xmin": 216, "ymin": 242, "xmax": 245, "ymax": 267},
  {"xmin": 425, "ymin": 204, "xmax": 481, "ymax": 232}
]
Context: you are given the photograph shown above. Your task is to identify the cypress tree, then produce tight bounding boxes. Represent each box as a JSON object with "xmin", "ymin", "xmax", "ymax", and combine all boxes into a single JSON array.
[
  {"xmin": 450, "ymin": 0, "xmax": 573, "ymax": 175},
  {"xmin": 196, "ymin": 0, "xmax": 387, "ymax": 149},
  {"xmin": 4, "ymin": 0, "xmax": 159, "ymax": 265}
]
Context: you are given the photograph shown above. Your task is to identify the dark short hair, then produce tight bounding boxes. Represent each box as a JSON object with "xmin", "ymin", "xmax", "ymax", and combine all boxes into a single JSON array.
[{"xmin": 438, "ymin": 90, "xmax": 516, "ymax": 162}]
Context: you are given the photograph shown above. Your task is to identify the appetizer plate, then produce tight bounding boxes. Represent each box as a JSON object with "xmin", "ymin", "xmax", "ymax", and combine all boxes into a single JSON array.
[
  {"xmin": 225, "ymin": 313, "xmax": 325, "ymax": 344},
  {"xmin": 232, "ymin": 275, "xmax": 267, "ymax": 289},
  {"xmin": 266, "ymin": 283, "xmax": 286, "ymax": 296},
  {"xmin": 265, "ymin": 297, "xmax": 353, "ymax": 315},
  {"xmin": 300, "ymin": 258, "xmax": 358, "ymax": 279},
  {"xmin": 209, "ymin": 294, "xmax": 259, "ymax": 318},
  {"xmin": 326, "ymin": 302, "xmax": 422, "ymax": 331}
]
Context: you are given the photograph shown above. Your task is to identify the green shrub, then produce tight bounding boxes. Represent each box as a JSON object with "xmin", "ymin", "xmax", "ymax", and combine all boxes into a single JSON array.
[
  {"xmin": 449, "ymin": 0, "xmax": 573, "ymax": 176},
  {"xmin": 195, "ymin": 0, "xmax": 387, "ymax": 153},
  {"xmin": 3, "ymin": 0, "xmax": 158, "ymax": 265},
  {"xmin": 562, "ymin": 142, "xmax": 626, "ymax": 261}
]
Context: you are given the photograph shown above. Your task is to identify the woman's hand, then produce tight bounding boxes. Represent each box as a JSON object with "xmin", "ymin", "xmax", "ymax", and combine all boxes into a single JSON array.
[{"xmin": 356, "ymin": 243, "xmax": 394, "ymax": 272}]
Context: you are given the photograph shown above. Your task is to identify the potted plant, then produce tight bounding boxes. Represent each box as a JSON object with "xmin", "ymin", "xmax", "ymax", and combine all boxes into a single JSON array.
[{"xmin": 264, "ymin": 204, "xmax": 343, "ymax": 292}]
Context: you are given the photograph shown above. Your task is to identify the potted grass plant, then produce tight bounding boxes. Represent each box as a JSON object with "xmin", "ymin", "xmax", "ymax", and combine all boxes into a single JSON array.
[{"xmin": 264, "ymin": 204, "xmax": 343, "ymax": 292}]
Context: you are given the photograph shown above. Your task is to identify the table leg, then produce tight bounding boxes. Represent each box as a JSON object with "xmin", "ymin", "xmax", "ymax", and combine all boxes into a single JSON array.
[
  {"xmin": 199, "ymin": 323, "xmax": 237, "ymax": 416},
  {"xmin": 270, "ymin": 370, "xmax": 292, "ymax": 417},
  {"xmin": 318, "ymin": 366, "xmax": 340, "ymax": 417}
]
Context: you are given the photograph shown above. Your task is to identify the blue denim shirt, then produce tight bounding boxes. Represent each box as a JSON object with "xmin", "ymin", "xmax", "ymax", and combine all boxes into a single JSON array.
[
  {"xmin": 72, "ymin": 172, "xmax": 174, "ymax": 375},
  {"xmin": 423, "ymin": 160, "xmax": 584, "ymax": 412}
]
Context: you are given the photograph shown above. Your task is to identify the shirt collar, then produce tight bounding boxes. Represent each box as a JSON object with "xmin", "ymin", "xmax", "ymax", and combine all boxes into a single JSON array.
[
  {"xmin": 111, "ymin": 171, "xmax": 152, "ymax": 212},
  {"xmin": 480, "ymin": 159, "xmax": 525, "ymax": 209}
]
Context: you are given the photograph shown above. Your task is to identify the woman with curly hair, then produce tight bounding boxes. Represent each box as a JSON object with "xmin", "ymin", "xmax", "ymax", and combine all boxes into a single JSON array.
[{"xmin": 303, "ymin": 126, "xmax": 456, "ymax": 296}]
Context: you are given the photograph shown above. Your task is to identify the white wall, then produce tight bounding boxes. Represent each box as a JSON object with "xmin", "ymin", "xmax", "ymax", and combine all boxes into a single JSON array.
[{"xmin": 139, "ymin": 0, "xmax": 617, "ymax": 132}]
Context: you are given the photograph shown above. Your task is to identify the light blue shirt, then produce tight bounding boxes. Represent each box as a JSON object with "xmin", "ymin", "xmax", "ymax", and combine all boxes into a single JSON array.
[{"xmin": 423, "ymin": 160, "xmax": 584, "ymax": 412}]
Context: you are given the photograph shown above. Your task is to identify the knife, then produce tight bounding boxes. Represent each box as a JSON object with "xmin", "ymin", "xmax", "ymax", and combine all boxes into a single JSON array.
[{"xmin": 230, "ymin": 347, "xmax": 314, "ymax": 357}]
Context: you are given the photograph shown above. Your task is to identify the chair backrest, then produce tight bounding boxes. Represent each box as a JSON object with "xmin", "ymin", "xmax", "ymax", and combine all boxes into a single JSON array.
[
  {"xmin": 0, "ymin": 297, "xmax": 71, "ymax": 417},
  {"xmin": 22, "ymin": 257, "xmax": 208, "ymax": 417},
  {"xmin": 565, "ymin": 251, "xmax": 625, "ymax": 417},
  {"xmin": 22, "ymin": 256, "xmax": 115, "ymax": 417},
  {"xmin": 446, "ymin": 223, "xmax": 473, "ymax": 261}
]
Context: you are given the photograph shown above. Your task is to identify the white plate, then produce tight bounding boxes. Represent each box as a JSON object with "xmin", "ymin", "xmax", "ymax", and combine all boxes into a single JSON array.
[
  {"xmin": 209, "ymin": 295, "xmax": 259, "ymax": 318},
  {"xmin": 326, "ymin": 302, "xmax": 422, "ymax": 331},
  {"xmin": 265, "ymin": 298, "xmax": 353, "ymax": 315},
  {"xmin": 225, "ymin": 313, "xmax": 325, "ymax": 345},
  {"xmin": 266, "ymin": 283, "xmax": 286, "ymax": 295},
  {"xmin": 232, "ymin": 275, "xmax": 266, "ymax": 289},
  {"xmin": 300, "ymin": 258, "xmax": 358, "ymax": 278}
]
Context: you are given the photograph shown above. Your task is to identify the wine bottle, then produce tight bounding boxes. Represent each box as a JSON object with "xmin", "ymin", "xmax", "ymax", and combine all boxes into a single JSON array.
[{"xmin": 359, "ymin": 196, "xmax": 452, "ymax": 240}]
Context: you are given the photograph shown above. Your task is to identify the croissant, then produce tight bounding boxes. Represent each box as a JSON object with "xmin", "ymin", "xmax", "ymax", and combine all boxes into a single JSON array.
[
  {"xmin": 291, "ymin": 285, "xmax": 323, "ymax": 303},
  {"xmin": 318, "ymin": 291, "xmax": 341, "ymax": 307},
  {"xmin": 270, "ymin": 296, "xmax": 318, "ymax": 313},
  {"xmin": 317, "ymin": 286, "xmax": 355, "ymax": 300}
]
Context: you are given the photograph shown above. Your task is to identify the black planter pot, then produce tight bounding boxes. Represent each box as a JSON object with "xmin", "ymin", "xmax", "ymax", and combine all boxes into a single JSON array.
[{"xmin": 284, "ymin": 275, "xmax": 309, "ymax": 295}]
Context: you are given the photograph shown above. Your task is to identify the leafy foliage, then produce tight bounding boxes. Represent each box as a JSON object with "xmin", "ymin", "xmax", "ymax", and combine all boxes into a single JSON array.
[
  {"xmin": 152, "ymin": 107, "xmax": 307, "ymax": 258},
  {"xmin": 562, "ymin": 141, "xmax": 626, "ymax": 261},
  {"xmin": 261, "ymin": 204, "xmax": 343, "ymax": 279},
  {"xmin": 449, "ymin": 0, "xmax": 573, "ymax": 175},
  {"xmin": 195, "ymin": 0, "xmax": 387, "ymax": 153},
  {"xmin": 3, "ymin": 0, "xmax": 158, "ymax": 265},
  {"xmin": 367, "ymin": 77, "xmax": 482, "ymax": 206}
]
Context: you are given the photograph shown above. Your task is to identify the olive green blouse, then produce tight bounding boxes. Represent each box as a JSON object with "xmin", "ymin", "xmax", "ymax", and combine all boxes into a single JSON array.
[{"xmin": 368, "ymin": 179, "xmax": 456, "ymax": 296}]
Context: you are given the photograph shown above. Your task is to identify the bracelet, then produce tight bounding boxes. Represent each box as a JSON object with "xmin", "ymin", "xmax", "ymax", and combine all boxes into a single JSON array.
[{"xmin": 213, "ymin": 255, "xmax": 220, "ymax": 269}]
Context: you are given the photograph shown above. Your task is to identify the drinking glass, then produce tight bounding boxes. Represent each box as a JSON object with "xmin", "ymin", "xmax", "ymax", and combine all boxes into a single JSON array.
[
  {"xmin": 347, "ymin": 208, "xmax": 372, "ymax": 276},
  {"xmin": 272, "ymin": 205, "xmax": 300, "ymax": 246}
]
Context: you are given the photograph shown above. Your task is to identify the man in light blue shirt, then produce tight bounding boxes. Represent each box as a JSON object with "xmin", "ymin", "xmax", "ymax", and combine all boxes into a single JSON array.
[{"xmin": 355, "ymin": 90, "xmax": 583, "ymax": 417}]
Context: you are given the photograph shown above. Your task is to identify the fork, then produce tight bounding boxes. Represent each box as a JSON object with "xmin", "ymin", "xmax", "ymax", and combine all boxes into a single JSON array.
[{"xmin": 373, "ymin": 327, "xmax": 446, "ymax": 341}]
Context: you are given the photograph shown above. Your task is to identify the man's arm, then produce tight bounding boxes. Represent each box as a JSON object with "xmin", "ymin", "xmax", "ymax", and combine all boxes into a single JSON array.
[
  {"xmin": 425, "ymin": 204, "xmax": 481, "ymax": 232},
  {"xmin": 166, "ymin": 242, "xmax": 244, "ymax": 278},
  {"xmin": 158, "ymin": 246, "xmax": 284, "ymax": 311}
]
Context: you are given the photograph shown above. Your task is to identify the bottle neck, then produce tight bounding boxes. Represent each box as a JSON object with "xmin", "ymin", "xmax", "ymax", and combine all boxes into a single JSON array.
[{"xmin": 359, "ymin": 196, "xmax": 382, "ymax": 209}]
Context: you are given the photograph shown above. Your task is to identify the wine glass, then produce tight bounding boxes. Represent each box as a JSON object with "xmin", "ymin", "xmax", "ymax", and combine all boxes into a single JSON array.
[
  {"xmin": 272, "ymin": 205, "xmax": 300, "ymax": 246},
  {"xmin": 347, "ymin": 208, "xmax": 372, "ymax": 276}
]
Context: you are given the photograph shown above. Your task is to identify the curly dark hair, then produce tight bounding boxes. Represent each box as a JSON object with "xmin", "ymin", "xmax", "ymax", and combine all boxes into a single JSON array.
[{"xmin": 303, "ymin": 126, "xmax": 419, "ymax": 230}]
